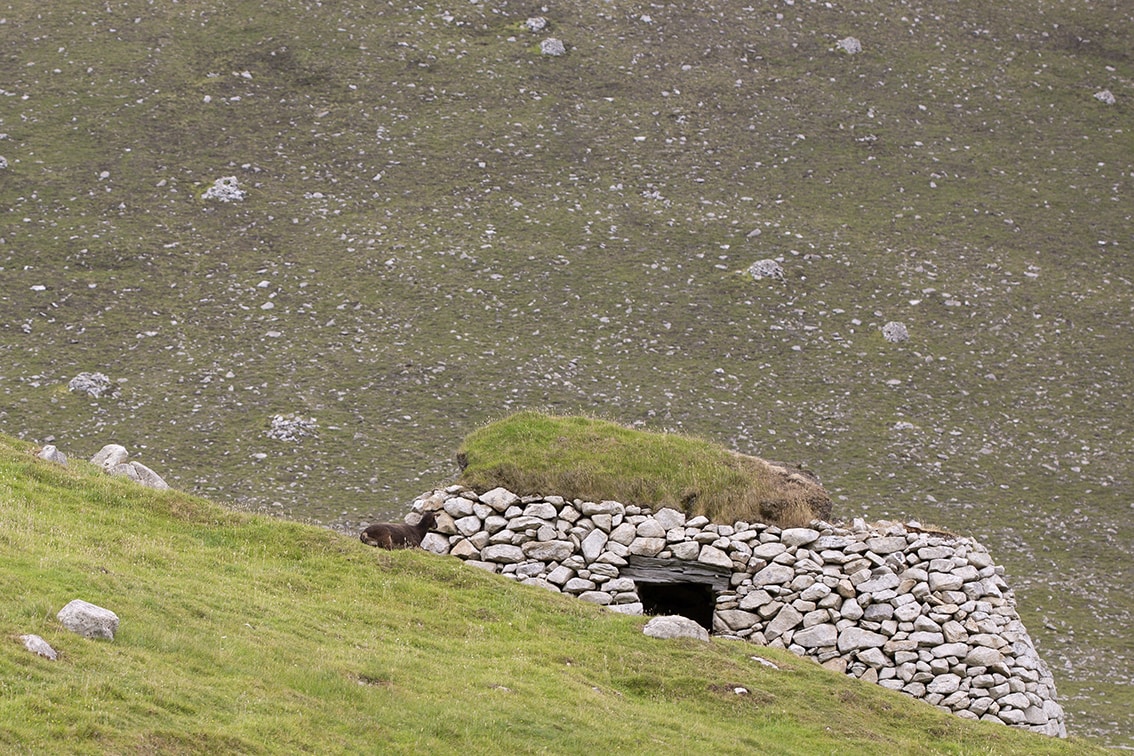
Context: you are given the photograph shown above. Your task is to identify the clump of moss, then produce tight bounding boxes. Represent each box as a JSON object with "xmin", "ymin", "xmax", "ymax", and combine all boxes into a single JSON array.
[{"xmin": 456, "ymin": 411, "xmax": 832, "ymax": 527}]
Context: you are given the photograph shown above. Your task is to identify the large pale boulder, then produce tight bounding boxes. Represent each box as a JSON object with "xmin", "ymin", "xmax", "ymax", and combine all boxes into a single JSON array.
[
  {"xmin": 57, "ymin": 600, "xmax": 119, "ymax": 640},
  {"xmin": 37, "ymin": 445, "xmax": 68, "ymax": 465},
  {"xmin": 119, "ymin": 461, "xmax": 170, "ymax": 490},
  {"xmin": 90, "ymin": 445, "xmax": 170, "ymax": 489},
  {"xmin": 420, "ymin": 532, "xmax": 451, "ymax": 554},
  {"xmin": 643, "ymin": 615, "xmax": 710, "ymax": 642},
  {"xmin": 91, "ymin": 444, "xmax": 129, "ymax": 469}
]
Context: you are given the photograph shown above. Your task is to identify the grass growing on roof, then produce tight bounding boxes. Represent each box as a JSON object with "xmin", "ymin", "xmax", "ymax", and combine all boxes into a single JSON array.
[{"xmin": 456, "ymin": 411, "xmax": 828, "ymax": 526}]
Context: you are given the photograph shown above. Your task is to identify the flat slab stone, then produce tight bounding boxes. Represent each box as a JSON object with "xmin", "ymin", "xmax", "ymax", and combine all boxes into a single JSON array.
[
  {"xmin": 481, "ymin": 544, "xmax": 525, "ymax": 564},
  {"xmin": 752, "ymin": 564, "xmax": 794, "ymax": 587},
  {"xmin": 521, "ymin": 540, "xmax": 574, "ymax": 562},
  {"xmin": 781, "ymin": 528, "xmax": 820, "ymax": 548},
  {"xmin": 715, "ymin": 609, "xmax": 759, "ymax": 632},
  {"xmin": 793, "ymin": 623, "xmax": 837, "ymax": 649}
]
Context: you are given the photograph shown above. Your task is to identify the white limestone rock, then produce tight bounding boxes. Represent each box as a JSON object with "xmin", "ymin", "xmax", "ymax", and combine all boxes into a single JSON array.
[
  {"xmin": 882, "ymin": 321, "xmax": 909, "ymax": 343},
  {"xmin": 837, "ymin": 627, "xmax": 887, "ymax": 652},
  {"xmin": 68, "ymin": 372, "xmax": 119, "ymax": 398},
  {"xmin": 57, "ymin": 599, "xmax": 119, "ymax": 640},
  {"xmin": 91, "ymin": 444, "xmax": 129, "ymax": 469},
  {"xmin": 747, "ymin": 259, "xmax": 784, "ymax": 281},
  {"xmin": 781, "ymin": 528, "xmax": 820, "ymax": 548},
  {"xmin": 644, "ymin": 615, "xmax": 710, "ymax": 642},
  {"xmin": 37, "ymin": 445, "xmax": 67, "ymax": 465},
  {"xmin": 479, "ymin": 487, "xmax": 520, "ymax": 512},
  {"xmin": 540, "ymin": 38, "xmax": 566, "ymax": 56},
  {"xmin": 267, "ymin": 413, "xmax": 318, "ymax": 441},
  {"xmin": 21, "ymin": 634, "xmax": 58, "ymax": 660},
  {"xmin": 481, "ymin": 544, "xmax": 525, "ymax": 564},
  {"xmin": 698, "ymin": 544, "xmax": 734, "ymax": 569},
  {"xmin": 793, "ymin": 623, "xmax": 837, "ymax": 648},
  {"xmin": 123, "ymin": 461, "xmax": 170, "ymax": 490},
  {"xmin": 203, "ymin": 175, "xmax": 245, "ymax": 202},
  {"xmin": 521, "ymin": 540, "xmax": 573, "ymax": 562}
]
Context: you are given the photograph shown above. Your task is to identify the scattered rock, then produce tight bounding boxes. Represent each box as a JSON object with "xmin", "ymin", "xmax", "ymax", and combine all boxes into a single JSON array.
[
  {"xmin": 643, "ymin": 615, "xmax": 710, "ymax": 642},
  {"xmin": 91, "ymin": 444, "xmax": 130, "ymax": 469},
  {"xmin": 110, "ymin": 460, "xmax": 170, "ymax": 489},
  {"xmin": 837, "ymin": 626, "xmax": 888, "ymax": 652},
  {"xmin": 540, "ymin": 38, "xmax": 566, "ymax": 56},
  {"xmin": 21, "ymin": 634, "xmax": 58, "ymax": 660},
  {"xmin": 267, "ymin": 413, "xmax": 318, "ymax": 441},
  {"xmin": 0, "ymin": 155, "xmax": 7, "ymax": 169},
  {"xmin": 525, "ymin": 17, "xmax": 547, "ymax": 32},
  {"xmin": 1093, "ymin": 89, "xmax": 1116, "ymax": 105},
  {"xmin": 90, "ymin": 444, "xmax": 170, "ymax": 489},
  {"xmin": 203, "ymin": 175, "xmax": 245, "ymax": 202},
  {"xmin": 420, "ymin": 531, "xmax": 451, "ymax": 554},
  {"xmin": 793, "ymin": 623, "xmax": 837, "ymax": 648},
  {"xmin": 747, "ymin": 259, "xmax": 785, "ymax": 281},
  {"xmin": 57, "ymin": 599, "xmax": 119, "ymax": 641},
  {"xmin": 882, "ymin": 321, "xmax": 909, "ymax": 343},
  {"xmin": 750, "ymin": 655, "xmax": 779, "ymax": 669},
  {"xmin": 37, "ymin": 445, "xmax": 67, "ymax": 465},
  {"xmin": 837, "ymin": 36, "xmax": 863, "ymax": 54},
  {"xmin": 68, "ymin": 372, "xmax": 119, "ymax": 398}
]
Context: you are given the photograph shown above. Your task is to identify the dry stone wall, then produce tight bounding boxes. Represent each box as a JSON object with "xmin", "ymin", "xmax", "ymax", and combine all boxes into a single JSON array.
[{"xmin": 413, "ymin": 485, "xmax": 1066, "ymax": 738}]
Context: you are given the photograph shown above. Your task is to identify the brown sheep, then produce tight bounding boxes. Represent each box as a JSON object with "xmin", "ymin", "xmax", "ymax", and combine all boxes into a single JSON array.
[{"xmin": 360, "ymin": 511, "xmax": 437, "ymax": 549}]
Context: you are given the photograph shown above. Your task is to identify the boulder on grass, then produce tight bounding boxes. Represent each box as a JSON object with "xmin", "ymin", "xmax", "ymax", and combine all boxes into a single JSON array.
[
  {"xmin": 57, "ymin": 599, "xmax": 119, "ymax": 641},
  {"xmin": 21, "ymin": 634, "xmax": 58, "ymax": 660},
  {"xmin": 643, "ymin": 615, "xmax": 710, "ymax": 642}
]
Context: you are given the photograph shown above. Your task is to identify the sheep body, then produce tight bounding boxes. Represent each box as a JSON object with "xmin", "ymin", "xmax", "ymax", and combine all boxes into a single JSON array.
[{"xmin": 360, "ymin": 511, "xmax": 437, "ymax": 549}]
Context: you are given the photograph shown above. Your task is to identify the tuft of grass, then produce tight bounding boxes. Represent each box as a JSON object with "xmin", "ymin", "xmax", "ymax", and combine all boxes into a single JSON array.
[
  {"xmin": 457, "ymin": 411, "xmax": 832, "ymax": 527},
  {"xmin": 0, "ymin": 431, "xmax": 1107, "ymax": 754}
]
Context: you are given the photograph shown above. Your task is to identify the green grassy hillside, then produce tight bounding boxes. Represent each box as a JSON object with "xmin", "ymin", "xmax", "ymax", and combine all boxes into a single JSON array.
[
  {"xmin": 0, "ymin": 435, "xmax": 1105, "ymax": 753},
  {"xmin": 0, "ymin": 0, "xmax": 1131, "ymax": 744}
]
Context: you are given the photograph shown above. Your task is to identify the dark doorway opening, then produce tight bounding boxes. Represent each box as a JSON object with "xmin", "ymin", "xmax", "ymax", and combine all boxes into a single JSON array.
[{"xmin": 636, "ymin": 581, "xmax": 716, "ymax": 630}]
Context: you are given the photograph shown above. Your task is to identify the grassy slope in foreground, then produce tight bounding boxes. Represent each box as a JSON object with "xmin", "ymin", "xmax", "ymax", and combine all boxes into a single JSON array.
[
  {"xmin": 0, "ymin": 434, "xmax": 1102, "ymax": 755},
  {"xmin": 456, "ymin": 411, "xmax": 829, "ymax": 527}
]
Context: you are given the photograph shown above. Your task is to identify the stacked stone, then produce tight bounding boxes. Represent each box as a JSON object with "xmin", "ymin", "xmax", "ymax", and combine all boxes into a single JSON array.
[{"xmin": 414, "ymin": 485, "xmax": 1065, "ymax": 738}]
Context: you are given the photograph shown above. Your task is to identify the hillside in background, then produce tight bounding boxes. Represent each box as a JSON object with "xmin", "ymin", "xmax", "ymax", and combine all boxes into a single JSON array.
[
  {"xmin": 0, "ymin": 434, "xmax": 1109, "ymax": 753},
  {"xmin": 0, "ymin": 0, "xmax": 1130, "ymax": 744}
]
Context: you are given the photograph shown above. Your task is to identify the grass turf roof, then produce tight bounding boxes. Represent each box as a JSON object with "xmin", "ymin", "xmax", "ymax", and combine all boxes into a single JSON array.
[{"xmin": 456, "ymin": 411, "xmax": 831, "ymax": 527}]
